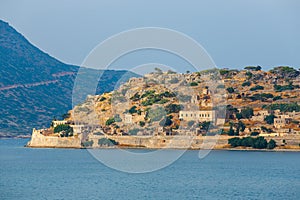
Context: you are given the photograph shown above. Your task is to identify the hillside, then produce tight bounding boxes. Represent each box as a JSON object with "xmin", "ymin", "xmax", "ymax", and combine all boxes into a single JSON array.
[
  {"xmin": 63, "ymin": 66, "xmax": 300, "ymax": 140},
  {"xmin": 0, "ymin": 20, "xmax": 137, "ymax": 136}
]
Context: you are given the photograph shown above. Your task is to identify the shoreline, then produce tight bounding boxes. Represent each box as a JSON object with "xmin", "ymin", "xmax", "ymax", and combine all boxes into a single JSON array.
[
  {"xmin": 4, "ymin": 136, "xmax": 300, "ymax": 152},
  {"xmin": 24, "ymin": 143, "xmax": 300, "ymax": 152}
]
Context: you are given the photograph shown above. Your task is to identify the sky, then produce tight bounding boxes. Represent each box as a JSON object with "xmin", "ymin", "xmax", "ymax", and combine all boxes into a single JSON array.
[{"xmin": 0, "ymin": 0, "xmax": 299, "ymax": 72}]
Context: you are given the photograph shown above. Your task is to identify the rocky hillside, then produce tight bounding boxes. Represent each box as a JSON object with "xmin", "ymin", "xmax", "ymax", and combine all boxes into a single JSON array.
[
  {"xmin": 68, "ymin": 66, "xmax": 300, "ymax": 137},
  {"xmin": 0, "ymin": 20, "xmax": 137, "ymax": 136}
]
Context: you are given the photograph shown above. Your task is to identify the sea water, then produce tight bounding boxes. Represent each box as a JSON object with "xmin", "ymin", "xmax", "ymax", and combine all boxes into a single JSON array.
[{"xmin": 0, "ymin": 139, "xmax": 299, "ymax": 200}]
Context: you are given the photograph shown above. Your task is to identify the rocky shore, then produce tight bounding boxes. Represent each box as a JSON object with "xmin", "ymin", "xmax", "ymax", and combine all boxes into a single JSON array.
[{"xmin": 26, "ymin": 131, "xmax": 300, "ymax": 151}]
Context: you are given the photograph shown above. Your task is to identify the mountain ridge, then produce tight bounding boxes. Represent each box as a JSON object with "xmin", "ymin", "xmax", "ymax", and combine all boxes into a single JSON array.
[{"xmin": 0, "ymin": 20, "xmax": 138, "ymax": 136}]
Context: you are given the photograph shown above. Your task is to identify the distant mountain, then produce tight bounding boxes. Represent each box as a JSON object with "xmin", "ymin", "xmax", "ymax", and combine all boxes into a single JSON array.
[{"xmin": 0, "ymin": 20, "xmax": 138, "ymax": 136}]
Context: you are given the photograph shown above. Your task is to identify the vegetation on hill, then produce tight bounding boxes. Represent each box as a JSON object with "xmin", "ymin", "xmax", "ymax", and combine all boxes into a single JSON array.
[
  {"xmin": 263, "ymin": 103, "xmax": 300, "ymax": 112},
  {"xmin": 228, "ymin": 137, "xmax": 276, "ymax": 149}
]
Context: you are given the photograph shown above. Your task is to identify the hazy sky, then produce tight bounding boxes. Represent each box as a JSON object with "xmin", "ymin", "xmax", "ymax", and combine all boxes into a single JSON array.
[{"xmin": 0, "ymin": 0, "xmax": 299, "ymax": 71}]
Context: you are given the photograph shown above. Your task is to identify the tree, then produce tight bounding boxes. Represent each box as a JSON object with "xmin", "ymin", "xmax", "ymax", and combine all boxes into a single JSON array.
[
  {"xmin": 242, "ymin": 81, "xmax": 251, "ymax": 87},
  {"xmin": 236, "ymin": 113, "xmax": 242, "ymax": 120},
  {"xmin": 226, "ymin": 87, "xmax": 235, "ymax": 93},
  {"xmin": 167, "ymin": 70, "xmax": 176, "ymax": 74},
  {"xmin": 237, "ymin": 121, "xmax": 246, "ymax": 132},
  {"xmin": 240, "ymin": 107, "xmax": 254, "ymax": 119},
  {"xmin": 228, "ymin": 124, "xmax": 235, "ymax": 136},
  {"xmin": 263, "ymin": 103, "xmax": 300, "ymax": 112},
  {"xmin": 106, "ymin": 117, "xmax": 115, "ymax": 126},
  {"xmin": 250, "ymin": 85, "xmax": 264, "ymax": 91},
  {"xmin": 159, "ymin": 116, "xmax": 173, "ymax": 127},
  {"xmin": 228, "ymin": 136, "xmax": 268, "ymax": 149},
  {"xmin": 250, "ymin": 132, "xmax": 259, "ymax": 136},
  {"xmin": 139, "ymin": 121, "xmax": 145, "ymax": 127},
  {"xmin": 252, "ymin": 136, "xmax": 268, "ymax": 149},
  {"xmin": 130, "ymin": 93, "xmax": 140, "ymax": 101},
  {"xmin": 245, "ymin": 71, "xmax": 253, "ymax": 79},
  {"xmin": 244, "ymin": 66, "xmax": 261, "ymax": 71},
  {"xmin": 199, "ymin": 121, "xmax": 211, "ymax": 131},
  {"xmin": 99, "ymin": 96, "xmax": 107, "ymax": 101},
  {"xmin": 54, "ymin": 124, "xmax": 73, "ymax": 134},
  {"xmin": 267, "ymin": 139, "xmax": 276, "ymax": 149},
  {"xmin": 129, "ymin": 106, "xmax": 137, "ymax": 114},
  {"xmin": 228, "ymin": 137, "xmax": 241, "ymax": 147},
  {"xmin": 190, "ymin": 82, "xmax": 198, "ymax": 86}
]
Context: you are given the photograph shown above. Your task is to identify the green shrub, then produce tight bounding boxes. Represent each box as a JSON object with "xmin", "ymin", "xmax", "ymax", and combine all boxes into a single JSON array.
[
  {"xmin": 250, "ymin": 132, "xmax": 259, "ymax": 136},
  {"xmin": 245, "ymin": 71, "xmax": 253, "ymax": 79},
  {"xmin": 273, "ymin": 96, "xmax": 282, "ymax": 101},
  {"xmin": 244, "ymin": 66, "xmax": 261, "ymax": 71},
  {"xmin": 130, "ymin": 93, "xmax": 140, "ymax": 101},
  {"xmin": 106, "ymin": 117, "xmax": 115, "ymax": 126},
  {"xmin": 263, "ymin": 103, "xmax": 300, "ymax": 112},
  {"xmin": 190, "ymin": 82, "xmax": 198, "ymax": 86},
  {"xmin": 242, "ymin": 81, "xmax": 251, "ymax": 87},
  {"xmin": 228, "ymin": 136, "xmax": 269, "ymax": 149},
  {"xmin": 199, "ymin": 121, "xmax": 211, "ymax": 132},
  {"xmin": 261, "ymin": 126, "xmax": 273, "ymax": 133},
  {"xmin": 99, "ymin": 96, "xmax": 106, "ymax": 101},
  {"xmin": 139, "ymin": 121, "xmax": 145, "ymax": 127},
  {"xmin": 264, "ymin": 114, "xmax": 275, "ymax": 124},
  {"xmin": 160, "ymin": 91, "xmax": 176, "ymax": 98},
  {"xmin": 274, "ymin": 84, "xmax": 298, "ymax": 92},
  {"xmin": 248, "ymin": 93, "xmax": 273, "ymax": 101},
  {"xmin": 98, "ymin": 138, "xmax": 118, "ymax": 146},
  {"xmin": 129, "ymin": 106, "xmax": 137, "ymax": 114},
  {"xmin": 240, "ymin": 107, "xmax": 254, "ymax": 119},
  {"xmin": 269, "ymin": 66, "xmax": 299, "ymax": 78},
  {"xmin": 250, "ymin": 85, "xmax": 264, "ymax": 91},
  {"xmin": 267, "ymin": 139, "xmax": 276, "ymax": 149},
  {"xmin": 226, "ymin": 87, "xmax": 235, "ymax": 93},
  {"xmin": 141, "ymin": 90, "xmax": 155, "ymax": 98},
  {"xmin": 82, "ymin": 140, "xmax": 94, "ymax": 147},
  {"xmin": 54, "ymin": 124, "xmax": 73, "ymax": 134},
  {"xmin": 157, "ymin": 99, "xmax": 169, "ymax": 104}
]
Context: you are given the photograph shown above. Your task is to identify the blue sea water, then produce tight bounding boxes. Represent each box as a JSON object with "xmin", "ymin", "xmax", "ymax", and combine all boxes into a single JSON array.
[{"xmin": 0, "ymin": 139, "xmax": 299, "ymax": 200}]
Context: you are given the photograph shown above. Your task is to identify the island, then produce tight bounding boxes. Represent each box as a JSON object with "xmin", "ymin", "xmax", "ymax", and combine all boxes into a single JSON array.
[{"xmin": 27, "ymin": 66, "xmax": 300, "ymax": 151}]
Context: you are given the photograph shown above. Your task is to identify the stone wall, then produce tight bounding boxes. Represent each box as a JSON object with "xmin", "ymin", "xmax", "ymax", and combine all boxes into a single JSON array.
[{"xmin": 27, "ymin": 129, "xmax": 82, "ymax": 148}]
